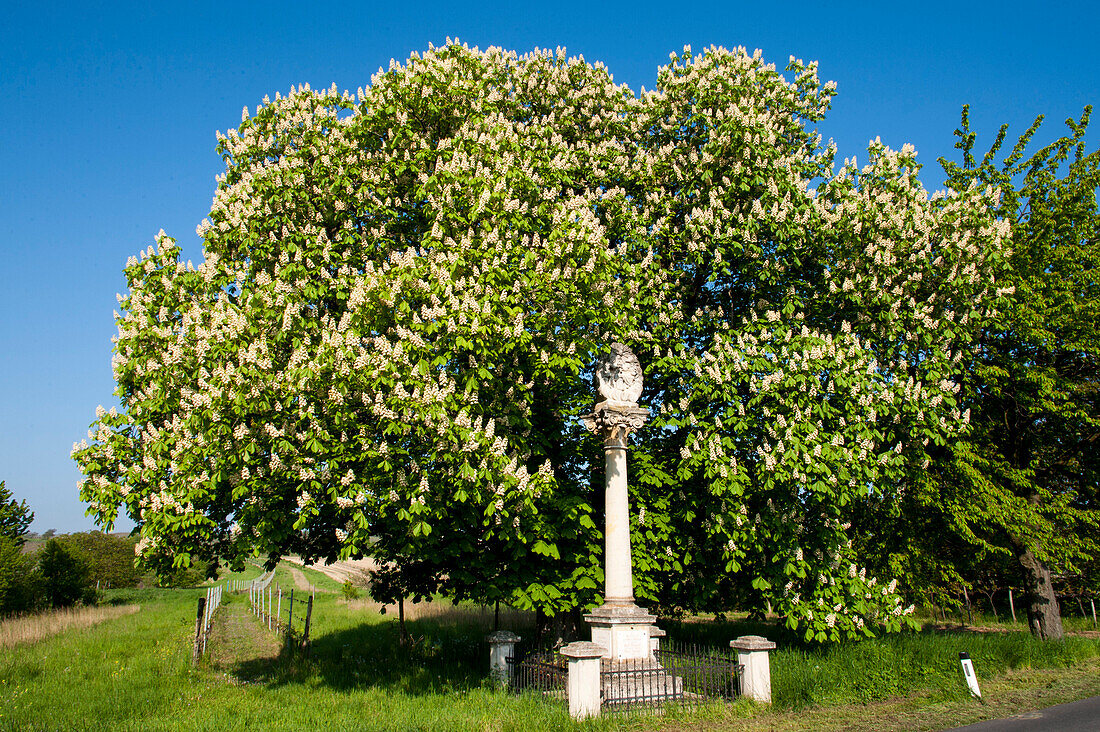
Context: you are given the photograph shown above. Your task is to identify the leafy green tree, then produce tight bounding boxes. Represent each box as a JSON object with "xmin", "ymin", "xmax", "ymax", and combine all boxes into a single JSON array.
[
  {"xmin": 369, "ymin": 561, "xmax": 440, "ymax": 643},
  {"xmin": 0, "ymin": 481, "xmax": 33, "ymax": 547},
  {"xmin": 75, "ymin": 43, "xmax": 1011, "ymax": 641},
  {"xmin": 0, "ymin": 536, "xmax": 43, "ymax": 614},
  {"xmin": 59, "ymin": 532, "xmax": 140, "ymax": 588},
  {"xmin": 39, "ymin": 539, "xmax": 95, "ymax": 607},
  {"xmin": 924, "ymin": 106, "xmax": 1100, "ymax": 639}
]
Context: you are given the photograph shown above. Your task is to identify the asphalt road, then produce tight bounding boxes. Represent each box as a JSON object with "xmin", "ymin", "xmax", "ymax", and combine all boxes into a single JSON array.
[{"xmin": 949, "ymin": 696, "xmax": 1100, "ymax": 731}]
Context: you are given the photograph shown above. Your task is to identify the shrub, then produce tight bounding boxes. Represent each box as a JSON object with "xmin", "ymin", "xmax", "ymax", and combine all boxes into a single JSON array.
[
  {"xmin": 148, "ymin": 559, "xmax": 208, "ymax": 588},
  {"xmin": 58, "ymin": 532, "xmax": 139, "ymax": 588},
  {"xmin": 38, "ymin": 540, "xmax": 95, "ymax": 607}
]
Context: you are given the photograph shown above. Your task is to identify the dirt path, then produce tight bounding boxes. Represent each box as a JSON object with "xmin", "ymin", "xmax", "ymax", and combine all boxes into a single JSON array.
[
  {"xmin": 282, "ymin": 555, "xmax": 378, "ymax": 584},
  {"xmin": 286, "ymin": 565, "xmax": 312, "ymax": 592},
  {"xmin": 205, "ymin": 597, "xmax": 281, "ymax": 674}
]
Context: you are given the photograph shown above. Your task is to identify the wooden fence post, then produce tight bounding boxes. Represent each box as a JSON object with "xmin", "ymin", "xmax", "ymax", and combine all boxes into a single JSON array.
[
  {"xmin": 301, "ymin": 595, "xmax": 314, "ymax": 652},
  {"xmin": 192, "ymin": 596, "xmax": 207, "ymax": 666},
  {"xmin": 288, "ymin": 589, "xmax": 295, "ymax": 637},
  {"xmin": 1009, "ymin": 588, "xmax": 1017, "ymax": 623}
]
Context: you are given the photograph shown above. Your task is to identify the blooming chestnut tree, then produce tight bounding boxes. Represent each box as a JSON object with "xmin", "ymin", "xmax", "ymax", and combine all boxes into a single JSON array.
[{"xmin": 74, "ymin": 42, "xmax": 1011, "ymax": 641}]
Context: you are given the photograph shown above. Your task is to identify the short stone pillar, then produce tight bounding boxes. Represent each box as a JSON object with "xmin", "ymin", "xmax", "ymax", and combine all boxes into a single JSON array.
[
  {"xmin": 561, "ymin": 641, "xmax": 606, "ymax": 720},
  {"xmin": 730, "ymin": 635, "xmax": 776, "ymax": 703},
  {"xmin": 486, "ymin": 630, "xmax": 521, "ymax": 687}
]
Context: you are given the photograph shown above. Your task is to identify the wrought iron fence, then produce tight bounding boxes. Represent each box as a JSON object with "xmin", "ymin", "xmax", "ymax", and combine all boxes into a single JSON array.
[
  {"xmin": 602, "ymin": 641, "xmax": 742, "ymax": 714},
  {"xmin": 505, "ymin": 644, "xmax": 567, "ymax": 699},
  {"xmin": 505, "ymin": 638, "xmax": 742, "ymax": 715}
]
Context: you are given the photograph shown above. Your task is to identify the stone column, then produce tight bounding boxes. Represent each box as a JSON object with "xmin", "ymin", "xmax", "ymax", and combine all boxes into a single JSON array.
[
  {"xmin": 485, "ymin": 630, "xmax": 520, "ymax": 687},
  {"xmin": 590, "ymin": 408, "xmax": 648, "ymax": 606},
  {"xmin": 561, "ymin": 641, "xmax": 605, "ymax": 720},
  {"xmin": 730, "ymin": 635, "xmax": 776, "ymax": 703},
  {"xmin": 581, "ymin": 343, "xmax": 655, "ymax": 661}
]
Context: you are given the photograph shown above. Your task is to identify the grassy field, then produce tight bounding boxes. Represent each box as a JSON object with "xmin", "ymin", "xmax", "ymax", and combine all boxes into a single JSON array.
[{"xmin": 1, "ymin": 563, "xmax": 1098, "ymax": 731}]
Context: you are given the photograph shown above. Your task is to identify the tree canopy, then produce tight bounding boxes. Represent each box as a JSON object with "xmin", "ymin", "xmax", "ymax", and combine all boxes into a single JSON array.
[
  {"xmin": 926, "ymin": 106, "xmax": 1099, "ymax": 638},
  {"xmin": 74, "ymin": 43, "xmax": 1013, "ymax": 641},
  {"xmin": 0, "ymin": 481, "xmax": 34, "ymax": 547}
]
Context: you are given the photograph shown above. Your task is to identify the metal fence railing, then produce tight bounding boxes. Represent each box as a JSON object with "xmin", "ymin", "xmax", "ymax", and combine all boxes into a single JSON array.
[
  {"xmin": 602, "ymin": 641, "xmax": 742, "ymax": 714},
  {"xmin": 506, "ymin": 644, "xmax": 567, "ymax": 699},
  {"xmin": 504, "ymin": 638, "xmax": 742, "ymax": 715}
]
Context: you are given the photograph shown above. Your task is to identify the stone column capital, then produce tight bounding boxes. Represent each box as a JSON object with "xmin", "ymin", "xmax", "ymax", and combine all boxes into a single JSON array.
[{"xmin": 581, "ymin": 403, "xmax": 650, "ymax": 442}]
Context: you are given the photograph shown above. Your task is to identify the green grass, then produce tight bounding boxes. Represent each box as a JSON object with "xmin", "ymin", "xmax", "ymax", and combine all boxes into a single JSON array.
[
  {"xmin": 662, "ymin": 614, "xmax": 1100, "ymax": 710},
  {"xmin": 0, "ymin": 577, "xmax": 594, "ymax": 731},
  {"xmin": 1, "ymin": 567, "xmax": 1098, "ymax": 731}
]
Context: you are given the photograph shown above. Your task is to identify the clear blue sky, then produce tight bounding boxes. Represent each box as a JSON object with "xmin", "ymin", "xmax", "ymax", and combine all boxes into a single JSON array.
[{"xmin": 1, "ymin": 1, "xmax": 1096, "ymax": 533}]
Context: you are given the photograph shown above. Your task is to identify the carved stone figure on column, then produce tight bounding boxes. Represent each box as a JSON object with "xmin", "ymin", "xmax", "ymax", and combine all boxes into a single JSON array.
[{"xmin": 594, "ymin": 342, "xmax": 645, "ymax": 407}]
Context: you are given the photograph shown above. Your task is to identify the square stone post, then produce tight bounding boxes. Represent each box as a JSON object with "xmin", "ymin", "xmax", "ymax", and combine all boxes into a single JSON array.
[
  {"xmin": 485, "ymin": 630, "xmax": 520, "ymax": 687},
  {"xmin": 561, "ymin": 641, "xmax": 605, "ymax": 720},
  {"xmin": 730, "ymin": 635, "xmax": 776, "ymax": 703}
]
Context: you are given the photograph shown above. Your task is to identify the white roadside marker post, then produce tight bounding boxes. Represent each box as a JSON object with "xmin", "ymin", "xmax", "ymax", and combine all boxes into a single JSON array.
[{"xmin": 959, "ymin": 652, "xmax": 981, "ymax": 698}]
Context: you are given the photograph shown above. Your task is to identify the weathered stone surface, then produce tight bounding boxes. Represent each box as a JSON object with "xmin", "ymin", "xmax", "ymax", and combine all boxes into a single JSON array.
[
  {"xmin": 729, "ymin": 635, "xmax": 776, "ymax": 652},
  {"xmin": 581, "ymin": 404, "xmax": 650, "ymax": 441},
  {"xmin": 730, "ymin": 635, "xmax": 776, "ymax": 703},
  {"xmin": 594, "ymin": 342, "xmax": 644, "ymax": 406},
  {"xmin": 561, "ymin": 641, "xmax": 608, "ymax": 659},
  {"xmin": 485, "ymin": 630, "xmax": 521, "ymax": 644}
]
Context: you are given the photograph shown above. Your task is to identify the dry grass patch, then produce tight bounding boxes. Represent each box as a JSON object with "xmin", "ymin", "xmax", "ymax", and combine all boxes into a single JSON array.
[
  {"xmin": 0, "ymin": 603, "xmax": 139, "ymax": 648},
  {"xmin": 337, "ymin": 596, "xmax": 535, "ymax": 629}
]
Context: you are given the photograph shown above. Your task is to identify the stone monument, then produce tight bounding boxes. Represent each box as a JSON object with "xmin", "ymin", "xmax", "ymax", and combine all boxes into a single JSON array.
[{"xmin": 581, "ymin": 343, "xmax": 657, "ymax": 660}]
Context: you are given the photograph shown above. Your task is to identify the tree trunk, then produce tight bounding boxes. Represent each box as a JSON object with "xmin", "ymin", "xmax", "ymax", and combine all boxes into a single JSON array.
[
  {"xmin": 983, "ymin": 590, "xmax": 999, "ymax": 621},
  {"xmin": 535, "ymin": 607, "xmax": 584, "ymax": 647},
  {"xmin": 1015, "ymin": 546, "xmax": 1064, "ymax": 640}
]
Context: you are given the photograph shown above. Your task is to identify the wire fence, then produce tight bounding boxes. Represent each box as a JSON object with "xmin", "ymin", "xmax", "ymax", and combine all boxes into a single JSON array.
[
  {"xmin": 242, "ymin": 574, "xmax": 314, "ymax": 651},
  {"xmin": 936, "ymin": 588, "xmax": 1098, "ymax": 629},
  {"xmin": 191, "ymin": 582, "xmax": 226, "ymax": 664}
]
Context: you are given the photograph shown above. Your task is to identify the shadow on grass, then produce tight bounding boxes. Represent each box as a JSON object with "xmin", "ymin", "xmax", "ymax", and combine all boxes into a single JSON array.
[
  {"xmin": 217, "ymin": 603, "xmax": 1100, "ymax": 710},
  {"xmin": 224, "ymin": 611, "xmax": 798, "ymax": 697},
  {"xmin": 226, "ymin": 617, "xmax": 513, "ymax": 696}
]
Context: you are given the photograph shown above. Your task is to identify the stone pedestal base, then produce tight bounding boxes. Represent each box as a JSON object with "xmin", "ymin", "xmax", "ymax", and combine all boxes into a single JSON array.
[{"xmin": 584, "ymin": 604, "xmax": 658, "ymax": 661}]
